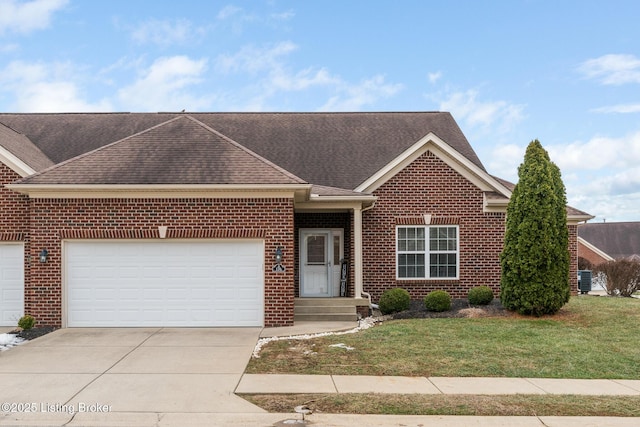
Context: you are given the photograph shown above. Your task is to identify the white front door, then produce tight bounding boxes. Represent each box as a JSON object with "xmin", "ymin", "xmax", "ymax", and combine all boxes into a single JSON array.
[{"xmin": 300, "ymin": 229, "xmax": 343, "ymax": 297}]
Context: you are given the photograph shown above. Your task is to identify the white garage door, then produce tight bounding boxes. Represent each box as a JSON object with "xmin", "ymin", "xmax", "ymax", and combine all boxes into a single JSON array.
[
  {"xmin": 65, "ymin": 240, "xmax": 264, "ymax": 327},
  {"xmin": 0, "ymin": 243, "xmax": 24, "ymax": 326}
]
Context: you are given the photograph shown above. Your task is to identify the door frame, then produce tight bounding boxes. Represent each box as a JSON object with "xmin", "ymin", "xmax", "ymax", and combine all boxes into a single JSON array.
[{"xmin": 299, "ymin": 228, "xmax": 344, "ymax": 297}]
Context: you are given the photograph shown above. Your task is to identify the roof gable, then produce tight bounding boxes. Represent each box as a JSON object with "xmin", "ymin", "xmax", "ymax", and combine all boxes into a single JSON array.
[
  {"xmin": 16, "ymin": 116, "xmax": 305, "ymax": 186},
  {"xmin": 355, "ymin": 131, "xmax": 511, "ymax": 196}
]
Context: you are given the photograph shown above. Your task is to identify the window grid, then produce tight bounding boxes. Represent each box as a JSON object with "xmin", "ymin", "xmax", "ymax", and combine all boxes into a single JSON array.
[{"xmin": 397, "ymin": 226, "xmax": 458, "ymax": 279}]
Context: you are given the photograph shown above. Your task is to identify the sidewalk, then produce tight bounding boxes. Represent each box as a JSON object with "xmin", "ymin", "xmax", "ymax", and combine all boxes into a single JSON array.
[{"xmin": 237, "ymin": 374, "xmax": 640, "ymax": 395}]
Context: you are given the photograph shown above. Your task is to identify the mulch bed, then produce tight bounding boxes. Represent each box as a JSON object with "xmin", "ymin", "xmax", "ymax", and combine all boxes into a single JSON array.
[
  {"xmin": 388, "ymin": 298, "xmax": 511, "ymax": 319},
  {"xmin": 9, "ymin": 326, "xmax": 58, "ymax": 340}
]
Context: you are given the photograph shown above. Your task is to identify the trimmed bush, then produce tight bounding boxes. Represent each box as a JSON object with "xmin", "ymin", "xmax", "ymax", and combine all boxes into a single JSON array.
[
  {"xmin": 424, "ymin": 290, "xmax": 451, "ymax": 312},
  {"xmin": 378, "ymin": 288, "xmax": 411, "ymax": 315},
  {"xmin": 18, "ymin": 315, "xmax": 35, "ymax": 330},
  {"xmin": 468, "ymin": 286, "xmax": 494, "ymax": 305}
]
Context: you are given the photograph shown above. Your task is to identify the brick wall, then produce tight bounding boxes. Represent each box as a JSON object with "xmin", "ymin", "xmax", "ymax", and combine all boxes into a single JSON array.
[
  {"xmin": 0, "ymin": 164, "xmax": 29, "ymax": 235},
  {"xmin": 568, "ymin": 225, "xmax": 579, "ymax": 294},
  {"xmin": 361, "ymin": 150, "xmax": 580, "ymax": 302},
  {"xmin": 577, "ymin": 238, "xmax": 608, "ymax": 268},
  {"xmin": 26, "ymin": 197, "xmax": 295, "ymax": 327},
  {"xmin": 362, "ymin": 150, "xmax": 506, "ymax": 301}
]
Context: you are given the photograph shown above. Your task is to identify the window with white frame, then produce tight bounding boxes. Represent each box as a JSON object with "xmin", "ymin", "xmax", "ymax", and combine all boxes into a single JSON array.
[{"xmin": 396, "ymin": 225, "xmax": 459, "ymax": 279}]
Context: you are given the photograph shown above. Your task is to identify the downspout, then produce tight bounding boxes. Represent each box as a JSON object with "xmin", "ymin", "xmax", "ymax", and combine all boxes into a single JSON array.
[{"xmin": 356, "ymin": 202, "xmax": 378, "ymax": 309}]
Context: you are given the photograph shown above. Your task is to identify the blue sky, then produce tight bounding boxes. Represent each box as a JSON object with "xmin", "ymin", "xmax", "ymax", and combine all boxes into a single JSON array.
[{"xmin": 0, "ymin": 0, "xmax": 639, "ymax": 222}]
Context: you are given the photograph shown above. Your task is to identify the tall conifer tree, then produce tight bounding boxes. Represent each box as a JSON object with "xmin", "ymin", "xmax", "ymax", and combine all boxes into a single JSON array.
[{"xmin": 500, "ymin": 140, "xmax": 570, "ymax": 315}]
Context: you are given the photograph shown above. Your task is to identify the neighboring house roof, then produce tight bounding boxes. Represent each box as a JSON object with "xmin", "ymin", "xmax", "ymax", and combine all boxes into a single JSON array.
[
  {"xmin": 0, "ymin": 112, "xmax": 483, "ymax": 190},
  {"xmin": 16, "ymin": 116, "xmax": 305, "ymax": 186},
  {"xmin": 578, "ymin": 222, "xmax": 640, "ymax": 260}
]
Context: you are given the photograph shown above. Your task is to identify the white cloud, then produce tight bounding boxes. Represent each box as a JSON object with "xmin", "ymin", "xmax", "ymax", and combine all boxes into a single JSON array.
[
  {"xmin": 131, "ymin": 18, "xmax": 204, "ymax": 47},
  {"xmin": 214, "ymin": 4, "xmax": 293, "ymax": 34},
  {"xmin": 489, "ymin": 132, "xmax": 640, "ymax": 222},
  {"xmin": 0, "ymin": 60, "xmax": 111, "ymax": 112},
  {"xmin": 214, "ymin": 42, "xmax": 401, "ymax": 110},
  {"xmin": 117, "ymin": 56, "xmax": 212, "ymax": 111},
  {"xmin": 270, "ymin": 67, "xmax": 339, "ymax": 91},
  {"xmin": 217, "ymin": 5, "xmax": 242, "ymax": 20},
  {"xmin": 216, "ymin": 41, "xmax": 298, "ymax": 74},
  {"xmin": 578, "ymin": 54, "xmax": 640, "ymax": 85},
  {"xmin": 318, "ymin": 75, "xmax": 403, "ymax": 111},
  {"xmin": 15, "ymin": 81, "xmax": 112, "ymax": 112},
  {"xmin": 591, "ymin": 103, "xmax": 640, "ymax": 114},
  {"xmin": 270, "ymin": 10, "xmax": 295, "ymax": 21},
  {"xmin": 0, "ymin": 0, "xmax": 68, "ymax": 35},
  {"xmin": 545, "ymin": 131, "xmax": 640, "ymax": 172},
  {"xmin": 428, "ymin": 71, "xmax": 442, "ymax": 84},
  {"xmin": 438, "ymin": 89, "xmax": 525, "ymax": 133},
  {"xmin": 0, "ymin": 42, "xmax": 18, "ymax": 53},
  {"xmin": 488, "ymin": 144, "xmax": 526, "ymax": 183}
]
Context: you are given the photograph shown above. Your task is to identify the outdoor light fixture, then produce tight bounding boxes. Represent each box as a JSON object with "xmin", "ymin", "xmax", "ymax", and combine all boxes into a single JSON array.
[
  {"xmin": 274, "ymin": 246, "xmax": 283, "ymax": 263},
  {"xmin": 39, "ymin": 248, "xmax": 48, "ymax": 263}
]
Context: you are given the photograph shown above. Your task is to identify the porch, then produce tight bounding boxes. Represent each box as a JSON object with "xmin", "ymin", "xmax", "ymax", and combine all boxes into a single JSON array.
[{"xmin": 291, "ymin": 188, "xmax": 376, "ymax": 323}]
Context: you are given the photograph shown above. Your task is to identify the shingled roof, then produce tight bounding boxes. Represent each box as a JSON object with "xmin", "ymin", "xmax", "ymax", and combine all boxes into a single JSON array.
[
  {"xmin": 16, "ymin": 116, "xmax": 305, "ymax": 185},
  {"xmin": 0, "ymin": 122, "xmax": 54, "ymax": 172},
  {"xmin": 0, "ymin": 112, "xmax": 482, "ymax": 190},
  {"xmin": 578, "ymin": 222, "xmax": 640, "ymax": 260}
]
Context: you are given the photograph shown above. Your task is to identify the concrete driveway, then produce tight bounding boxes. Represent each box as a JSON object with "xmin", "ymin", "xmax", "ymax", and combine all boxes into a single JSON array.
[{"xmin": 0, "ymin": 327, "xmax": 267, "ymax": 425}]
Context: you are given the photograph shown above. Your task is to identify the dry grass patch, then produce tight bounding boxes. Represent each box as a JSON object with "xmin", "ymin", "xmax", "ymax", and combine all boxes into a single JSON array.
[{"xmin": 241, "ymin": 393, "xmax": 640, "ymax": 417}]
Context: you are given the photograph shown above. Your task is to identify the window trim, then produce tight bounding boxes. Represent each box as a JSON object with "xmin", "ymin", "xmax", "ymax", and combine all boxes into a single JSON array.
[{"xmin": 396, "ymin": 225, "xmax": 459, "ymax": 280}]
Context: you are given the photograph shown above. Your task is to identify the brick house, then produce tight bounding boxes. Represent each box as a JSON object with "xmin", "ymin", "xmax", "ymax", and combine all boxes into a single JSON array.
[{"xmin": 0, "ymin": 112, "xmax": 592, "ymax": 328}]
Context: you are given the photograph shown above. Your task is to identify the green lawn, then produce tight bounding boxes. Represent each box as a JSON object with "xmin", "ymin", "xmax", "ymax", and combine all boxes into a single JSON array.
[{"xmin": 247, "ymin": 296, "xmax": 640, "ymax": 379}]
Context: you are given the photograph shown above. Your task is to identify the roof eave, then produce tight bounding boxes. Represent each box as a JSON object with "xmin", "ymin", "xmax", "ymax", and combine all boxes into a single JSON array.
[
  {"xmin": 568, "ymin": 213, "xmax": 596, "ymax": 225},
  {"xmin": 5, "ymin": 183, "xmax": 313, "ymax": 200},
  {"xmin": 577, "ymin": 236, "xmax": 615, "ymax": 262},
  {"xmin": 295, "ymin": 194, "xmax": 378, "ymax": 212},
  {"xmin": 0, "ymin": 146, "xmax": 37, "ymax": 177}
]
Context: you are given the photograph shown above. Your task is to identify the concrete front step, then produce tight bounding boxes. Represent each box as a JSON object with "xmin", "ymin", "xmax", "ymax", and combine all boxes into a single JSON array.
[
  {"xmin": 295, "ymin": 305, "xmax": 356, "ymax": 314},
  {"xmin": 294, "ymin": 298, "xmax": 360, "ymax": 322},
  {"xmin": 294, "ymin": 298, "xmax": 364, "ymax": 306},
  {"xmin": 294, "ymin": 313, "xmax": 358, "ymax": 322}
]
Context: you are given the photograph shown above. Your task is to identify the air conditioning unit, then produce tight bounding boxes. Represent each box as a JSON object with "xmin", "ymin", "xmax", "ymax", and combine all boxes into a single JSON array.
[{"xmin": 578, "ymin": 270, "xmax": 592, "ymax": 294}]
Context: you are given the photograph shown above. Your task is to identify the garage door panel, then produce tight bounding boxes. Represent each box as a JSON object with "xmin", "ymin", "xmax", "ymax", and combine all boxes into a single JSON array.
[
  {"xmin": 0, "ymin": 244, "xmax": 24, "ymax": 326},
  {"xmin": 66, "ymin": 241, "xmax": 264, "ymax": 327}
]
